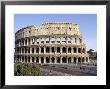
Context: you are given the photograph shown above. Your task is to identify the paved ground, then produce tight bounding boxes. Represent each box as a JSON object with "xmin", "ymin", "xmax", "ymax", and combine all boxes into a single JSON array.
[{"xmin": 38, "ymin": 63, "xmax": 97, "ymax": 76}]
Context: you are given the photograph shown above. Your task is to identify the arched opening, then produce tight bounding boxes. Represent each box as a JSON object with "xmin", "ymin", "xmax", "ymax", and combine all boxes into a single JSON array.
[
  {"xmin": 83, "ymin": 48, "xmax": 85, "ymax": 53},
  {"xmin": 78, "ymin": 57, "xmax": 81, "ymax": 63},
  {"xmin": 62, "ymin": 47, "xmax": 66, "ymax": 53},
  {"xmin": 82, "ymin": 57, "xmax": 85, "ymax": 63},
  {"xmin": 25, "ymin": 48, "xmax": 27, "ymax": 53},
  {"xmin": 57, "ymin": 47, "xmax": 60, "ymax": 53},
  {"xmin": 51, "ymin": 57, "xmax": 55, "ymax": 63},
  {"xmin": 32, "ymin": 48, "xmax": 34, "ymax": 53},
  {"xmin": 78, "ymin": 48, "xmax": 81, "ymax": 53},
  {"xmin": 46, "ymin": 57, "xmax": 50, "ymax": 63},
  {"xmin": 36, "ymin": 57, "xmax": 39, "ymax": 63},
  {"xmin": 41, "ymin": 57, "xmax": 44, "ymax": 63},
  {"xmin": 22, "ymin": 56, "xmax": 24, "ymax": 62},
  {"xmin": 52, "ymin": 47, "xmax": 55, "ymax": 53},
  {"xmin": 74, "ymin": 57, "xmax": 77, "ymax": 63},
  {"xmin": 36, "ymin": 47, "xmax": 39, "ymax": 53},
  {"xmin": 62, "ymin": 57, "xmax": 67, "ymax": 63},
  {"xmin": 25, "ymin": 56, "xmax": 27, "ymax": 63},
  {"xmin": 68, "ymin": 57, "xmax": 71, "ymax": 63},
  {"xmin": 28, "ymin": 48, "xmax": 30, "ymax": 53},
  {"xmin": 22, "ymin": 48, "xmax": 24, "ymax": 53},
  {"xmin": 41, "ymin": 47, "xmax": 44, "ymax": 53},
  {"xmin": 46, "ymin": 47, "xmax": 50, "ymax": 53},
  {"xmin": 32, "ymin": 57, "xmax": 34, "ymax": 63},
  {"xmin": 73, "ymin": 47, "xmax": 77, "ymax": 53},
  {"xmin": 28, "ymin": 56, "xmax": 30, "ymax": 63},
  {"xmin": 57, "ymin": 57, "xmax": 60, "ymax": 63},
  {"xmin": 68, "ymin": 47, "xmax": 71, "ymax": 53},
  {"xmin": 86, "ymin": 57, "xmax": 88, "ymax": 62}
]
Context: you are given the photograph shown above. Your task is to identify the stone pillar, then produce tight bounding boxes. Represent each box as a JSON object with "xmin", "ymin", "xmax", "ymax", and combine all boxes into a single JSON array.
[
  {"xmin": 71, "ymin": 47, "xmax": 73, "ymax": 54},
  {"xmin": 71, "ymin": 57, "xmax": 73, "ymax": 63},
  {"xmin": 39, "ymin": 46, "xmax": 41, "ymax": 54},
  {"xmin": 67, "ymin": 57, "xmax": 68, "ymax": 63},
  {"xmin": 44, "ymin": 46, "xmax": 46, "ymax": 54},
  {"xmin": 30, "ymin": 47, "xmax": 32, "ymax": 54},
  {"xmin": 76, "ymin": 57, "xmax": 78, "ymax": 63},
  {"xmin": 66, "ymin": 46, "xmax": 68, "ymax": 54},
  {"xmin": 77, "ymin": 47, "xmax": 78, "ymax": 54},
  {"xmin": 60, "ymin": 37, "xmax": 62, "ymax": 44},
  {"xmin": 60, "ymin": 47, "xmax": 62, "ymax": 54},
  {"xmin": 44, "ymin": 56, "xmax": 46, "ymax": 63},
  {"xmin": 39, "ymin": 56, "xmax": 41, "ymax": 64},
  {"xmin": 60, "ymin": 56, "xmax": 62, "ymax": 64},
  {"xmin": 34, "ymin": 47, "xmax": 36, "ymax": 54},
  {"xmin": 27, "ymin": 38, "xmax": 28, "ymax": 46},
  {"xmin": 21, "ymin": 48, "xmax": 22, "ymax": 54},
  {"xmin": 30, "ymin": 56, "xmax": 32, "ymax": 63},
  {"xmin": 55, "ymin": 56, "xmax": 57, "ymax": 64}
]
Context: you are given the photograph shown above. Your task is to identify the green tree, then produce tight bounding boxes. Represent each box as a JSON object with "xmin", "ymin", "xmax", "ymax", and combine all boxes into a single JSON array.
[{"xmin": 14, "ymin": 63, "xmax": 41, "ymax": 76}]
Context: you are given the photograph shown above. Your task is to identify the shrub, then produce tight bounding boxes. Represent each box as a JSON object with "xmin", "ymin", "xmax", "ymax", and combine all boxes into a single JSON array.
[{"xmin": 14, "ymin": 63, "xmax": 41, "ymax": 76}]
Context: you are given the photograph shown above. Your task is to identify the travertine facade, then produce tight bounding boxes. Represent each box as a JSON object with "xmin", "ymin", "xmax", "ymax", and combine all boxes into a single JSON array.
[{"xmin": 14, "ymin": 22, "xmax": 89, "ymax": 64}]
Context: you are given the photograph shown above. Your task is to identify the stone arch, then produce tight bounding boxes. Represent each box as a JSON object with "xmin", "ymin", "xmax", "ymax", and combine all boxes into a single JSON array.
[
  {"xmin": 28, "ymin": 56, "xmax": 30, "ymax": 63},
  {"xmin": 68, "ymin": 57, "xmax": 71, "ymax": 63},
  {"xmin": 78, "ymin": 57, "xmax": 81, "ymax": 63},
  {"xmin": 25, "ymin": 56, "xmax": 27, "ymax": 63},
  {"xmin": 36, "ymin": 47, "xmax": 39, "ymax": 53},
  {"xmin": 52, "ymin": 47, "xmax": 55, "ymax": 53},
  {"xmin": 82, "ymin": 57, "xmax": 85, "ymax": 63},
  {"xmin": 57, "ymin": 47, "xmax": 60, "ymax": 53},
  {"xmin": 46, "ymin": 47, "xmax": 50, "ymax": 53},
  {"xmin": 57, "ymin": 57, "xmax": 60, "ymax": 63},
  {"xmin": 73, "ymin": 47, "xmax": 77, "ymax": 53},
  {"xmin": 41, "ymin": 47, "xmax": 44, "ymax": 53},
  {"xmin": 78, "ymin": 48, "xmax": 81, "ymax": 53},
  {"xmin": 62, "ymin": 57, "xmax": 67, "ymax": 63},
  {"xmin": 68, "ymin": 47, "xmax": 71, "ymax": 53},
  {"xmin": 41, "ymin": 57, "xmax": 44, "ymax": 63},
  {"xmin": 46, "ymin": 57, "xmax": 50, "ymax": 63},
  {"xmin": 62, "ymin": 47, "xmax": 66, "ymax": 53},
  {"xmin": 51, "ymin": 57, "xmax": 55, "ymax": 63},
  {"xmin": 74, "ymin": 57, "xmax": 77, "ymax": 63},
  {"xmin": 86, "ymin": 57, "xmax": 88, "ymax": 62},
  {"xmin": 36, "ymin": 57, "xmax": 39, "ymax": 63},
  {"xmin": 32, "ymin": 48, "xmax": 34, "ymax": 53},
  {"xmin": 32, "ymin": 57, "xmax": 34, "ymax": 63}
]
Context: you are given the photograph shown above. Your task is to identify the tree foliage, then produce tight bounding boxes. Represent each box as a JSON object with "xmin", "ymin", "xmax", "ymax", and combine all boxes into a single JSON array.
[
  {"xmin": 87, "ymin": 49, "xmax": 97, "ymax": 60},
  {"xmin": 14, "ymin": 63, "xmax": 41, "ymax": 76}
]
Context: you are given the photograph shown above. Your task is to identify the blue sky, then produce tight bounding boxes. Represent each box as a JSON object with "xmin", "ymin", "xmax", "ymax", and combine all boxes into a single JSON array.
[{"xmin": 14, "ymin": 14, "xmax": 97, "ymax": 51}]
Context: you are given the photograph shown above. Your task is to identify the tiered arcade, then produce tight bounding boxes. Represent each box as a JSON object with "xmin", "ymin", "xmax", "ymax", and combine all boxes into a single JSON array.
[{"xmin": 14, "ymin": 22, "xmax": 89, "ymax": 64}]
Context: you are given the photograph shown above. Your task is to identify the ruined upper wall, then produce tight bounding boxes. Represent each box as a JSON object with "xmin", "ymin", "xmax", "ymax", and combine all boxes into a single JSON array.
[{"xmin": 15, "ymin": 22, "xmax": 82, "ymax": 40}]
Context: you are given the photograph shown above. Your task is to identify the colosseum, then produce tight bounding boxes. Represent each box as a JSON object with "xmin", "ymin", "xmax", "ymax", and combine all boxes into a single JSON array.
[{"xmin": 14, "ymin": 22, "xmax": 89, "ymax": 64}]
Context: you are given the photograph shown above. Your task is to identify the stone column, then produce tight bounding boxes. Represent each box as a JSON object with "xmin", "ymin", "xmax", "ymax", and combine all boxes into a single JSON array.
[
  {"xmin": 76, "ymin": 57, "xmax": 78, "ymax": 63},
  {"xmin": 55, "ymin": 56, "xmax": 57, "ymax": 64},
  {"xmin": 39, "ymin": 46, "xmax": 41, "ymax": 54},
  {"xmin": 30, "ymin": 47, "xmax": 32, "ymax": 54},
  {"xmin": 60, "ymin": 56, "xmax": 62, "ymax": 64},
  {"xmin": 44, "ymin": 56, "xmax": 46, "ymax": 63},
  {"xmin": 77, "ymin": 47, "xmax": 78, "ymax": 54},
  {"xmin": 44, "ymin": 46, "xmax": 46, "ymax": 54},
  {"xmin": 67, "ymin": 57, "xmax": 68, "ymax": 63},
  {"xmin": 60, "ymin": 47, "xmax": 62, "ymax": 54},
  {"xmin": 34, "ymin": 47, "xmax": 36, "ymax": 54},
  {"xmin": 39, "ymin": 56, "xmax": 41, "ymax": 64},
  {"xmin": 66, "ymin": 46, "xmax": 68, "ymax": 54},
  {"xmin": 66, "ymin": 37, "xmax": 68, "ymax": 44},
  {"xmin": 71, "ymin": 57, "xmax": 73, "ymax": 63},
  {"xmin": 27, "ymin": 38, "xmax": 28, "ymax": 46},
  {"xmin": 71, "ymin": 47, "xmax": 73, "ymax": 54},
  {"xmin": 21, "ymin": 48, "xmax": 22, "ymax": 54},
  {"xmin": 30, "ymin": 56, "xmax": 32, "ymax": 63}
]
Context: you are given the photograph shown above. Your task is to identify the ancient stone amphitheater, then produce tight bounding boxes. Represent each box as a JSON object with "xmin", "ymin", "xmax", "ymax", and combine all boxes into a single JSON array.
[{"xmin": 14, "ymin": 22, "xmax": 89, "ymax": 64}]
